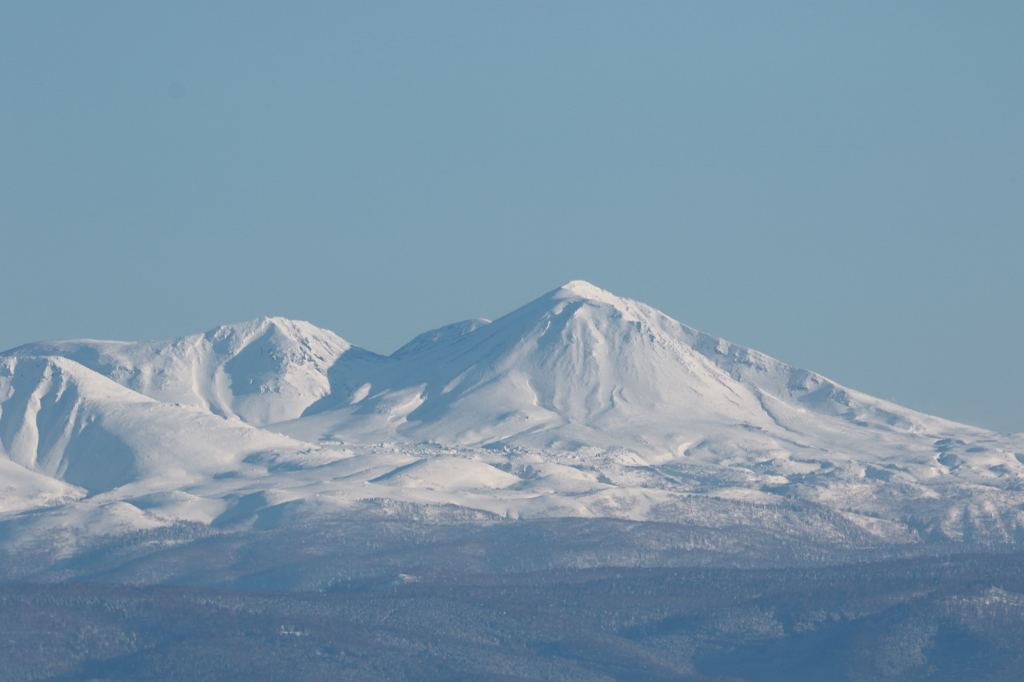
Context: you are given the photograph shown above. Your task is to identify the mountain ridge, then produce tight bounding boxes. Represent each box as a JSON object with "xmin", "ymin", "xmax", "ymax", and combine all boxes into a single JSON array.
[{"xmin": 3, "ymin": 316, "xmax": 361, "ymax": 426}]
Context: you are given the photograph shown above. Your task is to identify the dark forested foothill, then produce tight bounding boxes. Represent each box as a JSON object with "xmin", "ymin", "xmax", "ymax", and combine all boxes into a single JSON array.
[{"xmin": 2, "ymin": 552, "xmax": 1024, "ymax": 682}]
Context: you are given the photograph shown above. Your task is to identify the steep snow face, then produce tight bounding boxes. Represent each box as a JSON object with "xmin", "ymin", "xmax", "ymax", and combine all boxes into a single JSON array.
[
  {"xmin": 0, "ymin": 355, "xmax": 308, "ymax": 499},
  {"xmin": 2, "ymin": 318, "xmax": 360, "ymax": 426}
]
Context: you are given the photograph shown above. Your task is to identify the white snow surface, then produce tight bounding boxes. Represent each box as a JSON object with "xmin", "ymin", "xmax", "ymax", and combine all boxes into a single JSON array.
[{"xmin": 3, "ymin": 281, "xmax": 1024, "ymax": 558}]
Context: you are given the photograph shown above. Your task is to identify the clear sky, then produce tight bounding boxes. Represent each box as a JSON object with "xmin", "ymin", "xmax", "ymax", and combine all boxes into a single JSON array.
[{"xmin": 1, "ymin": 2, "xmax": 1022, "ymax": 433}]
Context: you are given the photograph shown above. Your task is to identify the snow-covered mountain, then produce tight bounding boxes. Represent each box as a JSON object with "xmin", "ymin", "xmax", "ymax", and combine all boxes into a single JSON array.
[
  {"xmin": 285, "ymin": 281, "xmax": 983, "ymax": 459},
  {"xmin": 2, "ymin": 281, "xmax": 1024, "ymax": 582}
]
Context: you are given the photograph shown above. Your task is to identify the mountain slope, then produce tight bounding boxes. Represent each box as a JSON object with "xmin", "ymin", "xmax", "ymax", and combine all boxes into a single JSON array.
[{"xmin": 0, "ymin": 355, "xmax": 306, "ymax": 499}]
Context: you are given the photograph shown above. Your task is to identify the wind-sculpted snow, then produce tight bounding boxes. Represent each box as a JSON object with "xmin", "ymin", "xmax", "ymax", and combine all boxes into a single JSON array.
[{"xmin": 2, "ymin": 281, "xmax": 1024, "ymax": 582}]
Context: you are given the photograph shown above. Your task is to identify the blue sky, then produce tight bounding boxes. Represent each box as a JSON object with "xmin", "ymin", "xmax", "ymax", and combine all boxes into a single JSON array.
[{"xmin": 1, "ymin": 2, "xmax": 1021, "ymax": 432}]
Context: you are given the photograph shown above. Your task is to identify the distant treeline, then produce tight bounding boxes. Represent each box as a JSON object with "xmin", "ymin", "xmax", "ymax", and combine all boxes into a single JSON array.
[{"xmin": 4, "ymin": 552, "xmax": 1024, "ymax": 681}]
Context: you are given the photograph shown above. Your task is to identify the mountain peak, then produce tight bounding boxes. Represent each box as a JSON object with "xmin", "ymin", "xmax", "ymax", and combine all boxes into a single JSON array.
[
  {"xmin": 552, "ymin": 280, "xmax": 622, "ymax": 305},
  {"xmin": 203, "ymin": 316, "xmax": 344, "ymax": 345}
]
